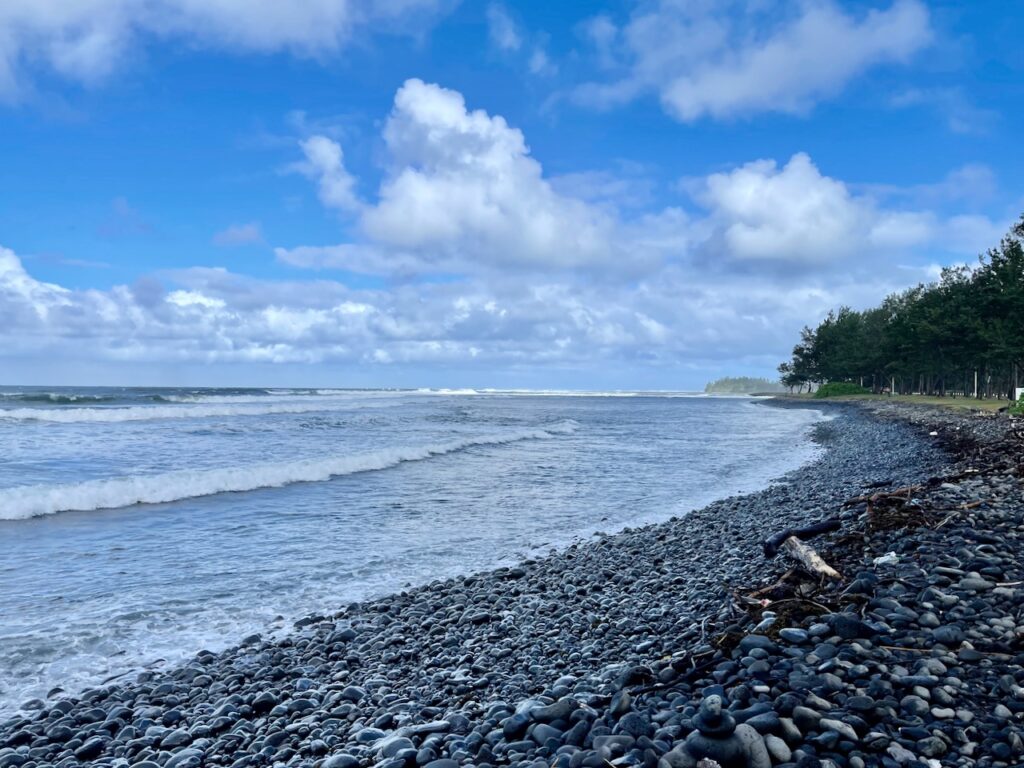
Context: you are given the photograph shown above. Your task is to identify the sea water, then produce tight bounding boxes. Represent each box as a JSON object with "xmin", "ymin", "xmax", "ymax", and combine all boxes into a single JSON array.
[{"xmin": 0, "ymin": 387, "xmax": 825, "ymax": 715}]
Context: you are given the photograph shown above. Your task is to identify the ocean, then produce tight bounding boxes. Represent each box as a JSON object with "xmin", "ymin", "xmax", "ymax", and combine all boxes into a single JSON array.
[{"xmin": 0, "ymin": 387, "xmax": 826, "ymax": 716}]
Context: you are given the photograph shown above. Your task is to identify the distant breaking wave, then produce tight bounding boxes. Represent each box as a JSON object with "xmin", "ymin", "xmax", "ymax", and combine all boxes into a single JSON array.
[
  {"xmin": 0, "ymin": 393, "xmax": 139, "ymax": 405},
  {"xmin": 416, "ymin": 388, "xmax": 704, "ymax": 397},
  {"xmin": 0, "ymin": 421, "xmax": 578, "ymax": 520},
  {"xmin": 0, "ymin": 400, "xmax": 402, "ymax": 423},
  {"xmin": 0, "ymin": 388, "xmax": 708, "ymax": 423}
]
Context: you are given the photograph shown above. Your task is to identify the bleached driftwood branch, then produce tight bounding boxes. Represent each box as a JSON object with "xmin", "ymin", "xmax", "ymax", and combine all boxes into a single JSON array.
[{"xmin": 779, "ymin": 536, "xmax": 842, "ymax": 580}]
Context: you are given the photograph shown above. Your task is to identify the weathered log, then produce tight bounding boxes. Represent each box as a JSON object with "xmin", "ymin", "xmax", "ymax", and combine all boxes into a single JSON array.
[
  {"xmin": 763, "ymin": 518, "xmax": 842, "ymax": 557},
  {"xmin": 779, "ymin": 536, "xmax": 842, "ymax": 580}
]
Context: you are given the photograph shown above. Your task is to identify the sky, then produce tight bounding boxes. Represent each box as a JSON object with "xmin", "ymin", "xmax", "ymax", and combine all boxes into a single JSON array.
[{"xmin": 1, "ymin": 0, "xmax": 1022, "ymax": 389}]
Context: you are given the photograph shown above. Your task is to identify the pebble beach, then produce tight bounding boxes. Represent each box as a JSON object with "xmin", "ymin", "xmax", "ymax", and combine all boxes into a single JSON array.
[{"xmin": 2, "ymin": 399, "xmax": 1022, "ymax": 768}]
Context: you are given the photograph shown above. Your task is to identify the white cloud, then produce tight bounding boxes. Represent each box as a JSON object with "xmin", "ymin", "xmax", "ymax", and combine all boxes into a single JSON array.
[
  {"xmin": 0, "ymin": 0, "xmax": 449, "ymax": 100},
  {"xmin": 274, "ymin": 244, "xmax": 429, "ymax": 276},
  {"xmin": 0, "ymin": 213, "xmax": 996, "ymax": 381},
  {"xmin": 549, "ymin": 166, "xmax": 654, "ymax": 210},
  {"xmin": 575, "ymin": 0, "xmax": 932, "ymax": 121},
  {"xmin": 579, "ymin": 15, "xmax": 618, "ymax": 69},
  {"xmin": 486, "ymin": 4, "xmax": 521, "ymax": 52},
  {"xmin": 213, "ymin": 222, "xmax": 264, "ymax": 247},
  {"xmin": 941, "ymin": 214, "xmax": 1009, "ymax": 256},
  {"xmin": 860, "ymin": 163, "xmax": 999, "ymax": 207},
  {"xmin": 528, "ymin": 47, "xmax": 556, "ymax": 77},
  {"xmin": 691, "ymin": 152, "xmax": 939, "ymax": 263},
  {"xmin": 357, "ymin": 79, "xmax": 624, "ymax": 271},
  {"xmin": 891, "ymin": 88, "xmax": 998, "ymax": 135},
  {"xmin": 296, "ymin": 136, "xmax": 362, "ymax": 214},
  {"xmin": 281, "ymin": 81, "xmax": 1000, "ymax": 280},
  {"xmin": 485, "ymin": 6, "xmax": 557, "ymax": 79},
  {"xmin": 2, "ymin": 81, "xmax": 1007, "ymax": 382}
]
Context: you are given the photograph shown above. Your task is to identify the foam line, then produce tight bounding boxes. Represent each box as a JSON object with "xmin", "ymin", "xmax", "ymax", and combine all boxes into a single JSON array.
[{"xmin": 0, "ymin": 421, "xmax": 578, "ymax": 520}]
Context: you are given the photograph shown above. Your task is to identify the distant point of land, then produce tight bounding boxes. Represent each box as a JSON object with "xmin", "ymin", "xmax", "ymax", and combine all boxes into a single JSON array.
[{"xmin": 704, "ymin": 376, "xmax": 786, "ymax": 395}]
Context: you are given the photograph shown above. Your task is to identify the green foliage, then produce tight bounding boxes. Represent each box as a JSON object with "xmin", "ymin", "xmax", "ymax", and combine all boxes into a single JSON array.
[
  {"xmin": 814, "ymin": 382, "xmax": 870, "ymax": 398},
  {"xmin": 705, "ymin": 377, "xmax": 786, "ymax": 394},
  {"xmin": 780, "ymin": 214, "xmax": 1024, "ymax": 400},
  {"xmin": 1010, "ymin": 398, "xmax": 1024, "ymax": 416}
]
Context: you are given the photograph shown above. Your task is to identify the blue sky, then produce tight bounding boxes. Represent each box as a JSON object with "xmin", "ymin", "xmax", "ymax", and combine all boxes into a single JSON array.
[{"xmin": 1, "ymin": 0, "xmax": 1022, "ymax": 388}]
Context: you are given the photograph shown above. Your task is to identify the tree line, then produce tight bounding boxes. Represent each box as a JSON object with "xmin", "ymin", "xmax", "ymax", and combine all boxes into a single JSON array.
[{"xmin": 779, "ymin": 215, "xmax": 1024, "ymax": 399}]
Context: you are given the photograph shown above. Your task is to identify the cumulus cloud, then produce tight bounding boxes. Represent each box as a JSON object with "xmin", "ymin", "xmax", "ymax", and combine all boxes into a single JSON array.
[
  {"xmin": 357, "ymin": 79, "xmax": 625, "ymax": 271},
  {"xmin": 686, "ymin": 154, "xmax": 1015, "ymax": 268},
  {"xmin": 689, "ymin": 153, "xmax": 941, "ymax": 264},
  {"xmin": 296, "ymin": 136, "xmax": 363, "ymax": 214},
  {"xmin": 283, "ymin": 83, "xmax": 992, "ymax": 280},
  {"xmin": 213, "ymin": 222, "xmax": 264, "ymax": 247},
  {"xmin": 575, "ymin": 0, "xmax": 932, "ymax": 121},
  {"xmin": 0, "ymin": 0, "xmax": 449, "ymax": 100}
]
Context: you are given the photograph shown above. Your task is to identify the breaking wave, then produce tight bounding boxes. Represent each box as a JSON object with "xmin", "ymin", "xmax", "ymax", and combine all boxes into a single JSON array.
[
  {"xmin": 0, "ymin": 421, "xmax": 578, "ymax": 519},
  {"xmin": 0, "ymin": 393, "xmax": 128, "ymax": 405},
  {"xmin": 0, "ymin": 400, "xmax": 400, "ymax": 423}
]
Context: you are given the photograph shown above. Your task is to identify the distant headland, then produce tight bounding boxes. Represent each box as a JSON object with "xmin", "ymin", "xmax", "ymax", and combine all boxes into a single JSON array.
[{"xmin": 704, "ymin": 376, "xmax": 786, "ymax": 395}]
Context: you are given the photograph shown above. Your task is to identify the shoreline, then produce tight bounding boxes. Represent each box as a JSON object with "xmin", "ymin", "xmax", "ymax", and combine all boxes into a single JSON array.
[
  {"xmin": 0, "ymin": 397, "xmax": 824, "ymax": 714},
  {"xmin": 2, "ymin": 401, "xmax": 1020, "ymax": 768}
]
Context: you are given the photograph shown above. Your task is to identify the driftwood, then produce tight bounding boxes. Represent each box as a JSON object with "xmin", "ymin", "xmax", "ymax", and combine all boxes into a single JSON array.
[
  {"xmin": 934, "ymin": 499, "xmax": 985, "ymax": 529},
  {"xmin": 747, "ymin": 567, "xmax": 798, "ymax": 598},
  {"xmin": 842, "ymin": 484, "xmax": 921, "ymax": 507},
  {"xmin": 779, "ymin": 536, "xmax": 843, "ymax": 580},
  {"xmin": 763, "ymin": 518, "xmax": 842, "ymax": 557}
]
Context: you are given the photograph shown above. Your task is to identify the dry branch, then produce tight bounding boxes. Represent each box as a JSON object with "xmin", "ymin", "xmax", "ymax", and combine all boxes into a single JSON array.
[
  {"xmin": 842, "ymin": 484, "xmax": 922, "ymax": 507},
  {"xmin": 780, "ymin": 536, "xmax": 843, "ymax": 580}
]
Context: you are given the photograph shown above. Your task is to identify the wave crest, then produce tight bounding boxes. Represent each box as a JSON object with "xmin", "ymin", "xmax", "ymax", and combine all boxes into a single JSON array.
[
  {"xmin": 0, "ymin": 421, "xmax": 578, "ymax": 520},
  {"xmin": 0, "ymin": 400, "xmax": 396, "ymax": 423}
]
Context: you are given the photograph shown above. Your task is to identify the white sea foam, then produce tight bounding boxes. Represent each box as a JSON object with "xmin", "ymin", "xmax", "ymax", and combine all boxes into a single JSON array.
[
  {"xmin": 0, "ymin": 421, "xmax": 578, "ymax": 520},
  {"xmin": 0, "ymin": 399, "xmax": 404, "ymax": 423},
  {"xmin": 416, "ymin": 388, "xmax": 481, "ymax": 395},
  {"xmin": 414, "ymin": 388, "xmax": 704, "ymax": 397},
  {"xmin": 164, "ymin": 390, "xmax": 411, "ymax": 404}
]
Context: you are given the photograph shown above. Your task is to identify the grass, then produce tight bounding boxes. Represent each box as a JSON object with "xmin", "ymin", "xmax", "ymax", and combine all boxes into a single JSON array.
[
  {"xmin": 775, "ymin": 392, "xmax": 1009, "ymax": 412},
  {"xmin": 814, "ymin": 382, "xmax": 870, "ymax": 398}
]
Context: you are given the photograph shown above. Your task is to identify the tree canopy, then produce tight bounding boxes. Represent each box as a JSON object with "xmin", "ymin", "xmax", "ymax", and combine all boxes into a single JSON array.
[{"xmin": 779, "ymin": 215, "xmax": 1024, "ymax": 398}]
